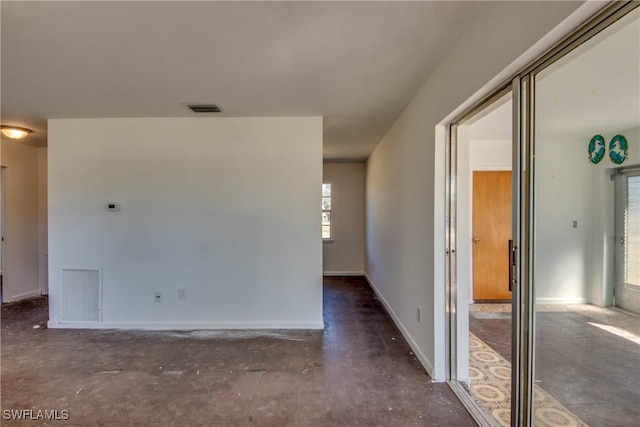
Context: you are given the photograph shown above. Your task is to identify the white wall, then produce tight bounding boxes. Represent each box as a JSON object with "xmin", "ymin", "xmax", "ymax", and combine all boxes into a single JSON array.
[
  {"xmin": 533, "ymin": 8, "xmax": 639, "ymax": 305},
  {"xmin": 535, "ymin": 127, "xmax": 640, "ymax": 305},
  {"xmin": 322, "ymin": 163, "xmax": 365, "ymax": 275},
  {"xmin": 534, "ymin": 135, "xmax": 595, "ymax": 304},
  {"xmin": 366, "ymin": 1, "xmax": 586, "ymax": 380},
  {"xmin": 48, "ymin": 117, "xmax": 323, "ymax": 329},
  {"xmin": 469, "ymin": 140, "xmax": 512, "ymax": 170},
  {"xmin": 0, "ymin": 140, "xmax": 40, "ymax": 301},
  {"xmin": 37, "ymin": 148, "xmax": 48, "ymax": 295}
]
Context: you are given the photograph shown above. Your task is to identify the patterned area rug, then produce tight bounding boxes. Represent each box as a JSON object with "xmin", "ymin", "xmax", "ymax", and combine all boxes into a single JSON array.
[{"xmin": 468, "ymin": 333, "xmax": 588, "ymax": 427}]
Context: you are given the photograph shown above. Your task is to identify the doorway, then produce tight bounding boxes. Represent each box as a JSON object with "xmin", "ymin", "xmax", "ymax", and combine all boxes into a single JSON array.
[
  {"xmin": 446, "ymin": 3, "xmax": 640, "ymax": 426},
  {"xmin": 614, "ymin": 169, "xmax": 640, "ymax": 314},
  {"xmin": 526, "ymin": 6, "xmax": 640, "ymax": 424},
  {"xmin": 472, "ymin": 170, "xmax": 512, "ymax": 301},
  {"xmin": 446, "ymin": 92, "xmax": 514, "ymax": 426}
]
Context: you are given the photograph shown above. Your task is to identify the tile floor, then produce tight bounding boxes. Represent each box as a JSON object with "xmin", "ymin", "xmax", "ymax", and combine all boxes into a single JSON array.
[
  {"xmin": 468, "ymin": 333, "xmax": 588, "ymax": 427},
  {"xmin": 470, "ymin": 303, "xmax": 640, "ymax": 427},
  {"xmin": 1, "ymin": 277, "xmax": 476, "ymax": 426}
]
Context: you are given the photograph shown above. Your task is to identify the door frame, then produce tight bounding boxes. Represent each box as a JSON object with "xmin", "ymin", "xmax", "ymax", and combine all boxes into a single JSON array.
[
  {"xmin": 444, "ymin": 2, "xmax": 639, "ymax": 426},
  {"xmin": 444, "ymin": 87, "xmax": 513, "ymax": 425},
  {"xmin": 0, "ymin": 166, "xmax": 5, "ymax": 303},
  {"xmin": 511, "ymin": 3, "xmax": 638, "ymax": 424},
  {"xmin": 614, "ymin": 167, "xmax": 640, "ymax": 313}
]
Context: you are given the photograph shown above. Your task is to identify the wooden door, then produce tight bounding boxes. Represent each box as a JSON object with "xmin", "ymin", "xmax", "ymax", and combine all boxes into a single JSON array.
[{"xmin": 473, "ymin": 171, "xmax": 512, "ymax": 301}]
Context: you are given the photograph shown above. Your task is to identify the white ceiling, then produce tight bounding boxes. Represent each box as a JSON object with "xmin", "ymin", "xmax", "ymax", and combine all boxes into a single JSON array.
[
  {"xmin": 468, "ymin": 95, "xmax": 512, "ymax": 141},
  {"xmin": 1, "ymin": 1, "xmax": 483, "ymax": 159},
  {"xmin": 536, "ymin": 7, "xmax": 639, "ymax": 139},
  {"xmin": 468, "ymin": 8, "xmax": 639, "ymax": 143}
]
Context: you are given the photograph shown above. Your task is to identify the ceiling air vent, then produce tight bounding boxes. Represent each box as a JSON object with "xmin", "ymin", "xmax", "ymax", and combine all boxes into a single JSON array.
[{"xmin": 186, "ymin": 104, "xmax": 222, "ymax": 113}]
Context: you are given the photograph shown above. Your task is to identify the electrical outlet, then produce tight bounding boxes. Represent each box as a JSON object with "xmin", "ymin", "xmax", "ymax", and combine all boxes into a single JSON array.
[
  {"xmin": 417, "ymin": 307, "xmax": 422, "ymax": 323},
  {"xmin": 178, "ymin": 288, "xmax": 186, "ymax": 301},
  {"xmin": 154, "ymin": 292, "xmax": 162, "ymax": 303}
]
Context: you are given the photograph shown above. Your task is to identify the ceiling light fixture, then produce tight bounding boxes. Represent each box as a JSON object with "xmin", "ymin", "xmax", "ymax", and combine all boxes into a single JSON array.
[{"xmin": 1, "ymin": 125, "xmax": 33, "ymax": 140}]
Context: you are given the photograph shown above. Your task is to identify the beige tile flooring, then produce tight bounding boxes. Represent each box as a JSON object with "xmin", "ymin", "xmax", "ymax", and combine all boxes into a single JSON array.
[
  {"xmin": 468, "ymin": 332, "xmax": 587, "ymax": 427},
  {"xmin": 467, "ymin": 302, "xmax": 640, "ymax": 427}
]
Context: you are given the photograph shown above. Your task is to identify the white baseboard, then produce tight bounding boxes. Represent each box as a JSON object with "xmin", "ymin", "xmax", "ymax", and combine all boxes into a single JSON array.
[
  {"xmin": 9, "ymin": 289, "xmax": 42, "ymax": 302},
  {"xmin": 363, "ymin": 273, "xmax": 436, "ymax": 380},
  {"xmin": 536, "ymin": 297, "xmax": 589, "ymax": 304},
  {"xmin": 323, "ymin": 271, "xmax": 365, "ymax": 277},
  {"xmin": 47, "ymin": 320, "xmax": 325, "ymax": 331}
]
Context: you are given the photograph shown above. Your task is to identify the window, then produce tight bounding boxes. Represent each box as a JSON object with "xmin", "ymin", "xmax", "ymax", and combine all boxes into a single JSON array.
[{"xmin": 322, "ymin": 183, "xmax": 331, "ymax": 239}]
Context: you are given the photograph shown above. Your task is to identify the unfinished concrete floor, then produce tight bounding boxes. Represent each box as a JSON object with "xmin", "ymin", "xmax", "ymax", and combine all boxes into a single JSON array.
[{"xmin": 1, "ymin": 277, "xmax": 475, "ymax": 426}]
